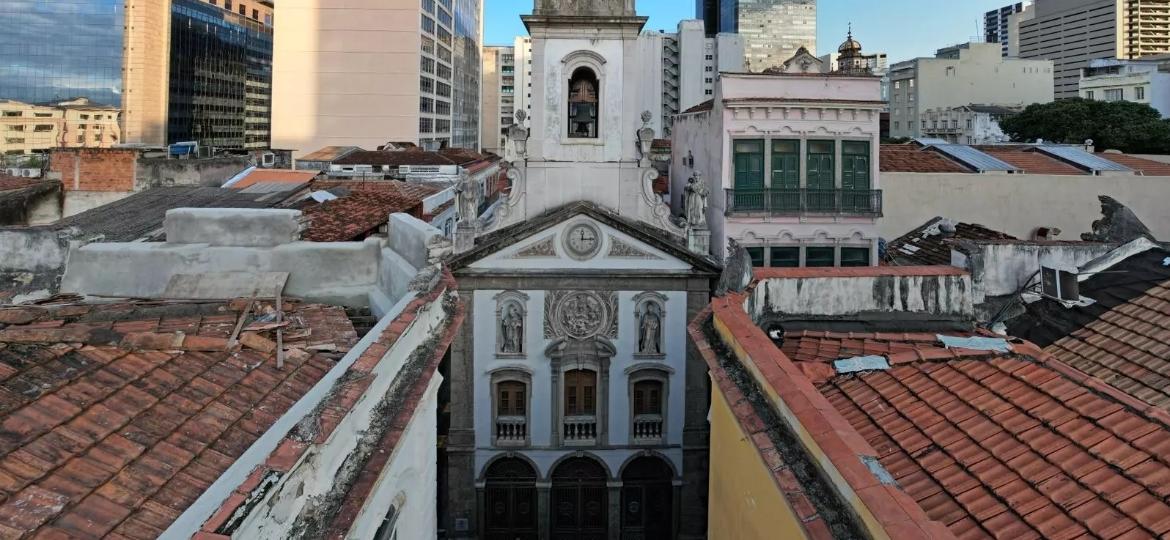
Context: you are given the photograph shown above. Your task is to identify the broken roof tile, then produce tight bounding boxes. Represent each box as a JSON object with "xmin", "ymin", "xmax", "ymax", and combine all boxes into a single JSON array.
[{"xmin": 0, "ymin": 300, "xmax": 358, "ymax": 538}]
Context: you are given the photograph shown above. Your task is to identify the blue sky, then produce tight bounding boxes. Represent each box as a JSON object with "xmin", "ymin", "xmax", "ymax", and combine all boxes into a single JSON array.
[{"xmin": 484, "ymin": 0, "xmax": 1014, "ymax": 64}]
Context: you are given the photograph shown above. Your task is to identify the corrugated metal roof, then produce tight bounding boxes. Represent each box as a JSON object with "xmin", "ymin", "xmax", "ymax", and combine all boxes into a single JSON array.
[
  {"xmin": 1037, "ymin": 145, "xmax": 1133, "ymax": 172},
  {"xmin": 929, "ymin": 144, "xmax": 1020, "ymax": 172},
  {"xmin": 913, "ymin": 137, "xmax": 951, "ymax": 146}
]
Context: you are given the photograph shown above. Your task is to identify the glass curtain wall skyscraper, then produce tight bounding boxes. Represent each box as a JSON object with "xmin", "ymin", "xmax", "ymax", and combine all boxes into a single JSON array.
[
  {"xmin": 697, "ymin": 0, "xmax": 816, "ymax": 72},
  {"xmin": 168, "ymin": 0, "xmax": 273, "ymax": 149},
  {"xmin": 451, "ymin": 0, "xmax": 482, "ymax": 150},
  {"xmin": 0, "ymin": 1, "xmax": 124, "ymax": 107}
]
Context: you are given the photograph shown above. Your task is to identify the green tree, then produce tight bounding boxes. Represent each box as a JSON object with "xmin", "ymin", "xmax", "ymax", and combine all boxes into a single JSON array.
[{"xmin": 1000, "ymin": 98, "xmax": 1170, "ymax": 154}]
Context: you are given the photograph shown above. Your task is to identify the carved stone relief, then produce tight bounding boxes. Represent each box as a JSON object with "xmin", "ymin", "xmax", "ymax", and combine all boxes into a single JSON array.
[
  {"xmin": 511, "ymin": 236, "xmax": 557, "ymax": 258},
  {"xmin": 544, "ymin": 290, "xmax": 619, "ymax": 340},
  {"xmin": 606, "ymin": 237, "xmax": 662, "ymax": 260}
]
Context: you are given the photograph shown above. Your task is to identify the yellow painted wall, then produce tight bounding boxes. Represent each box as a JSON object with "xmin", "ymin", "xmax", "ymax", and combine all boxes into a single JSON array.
[{"xmin": 708, "ymin": 380, "xmax": 807, "ymax": 540}]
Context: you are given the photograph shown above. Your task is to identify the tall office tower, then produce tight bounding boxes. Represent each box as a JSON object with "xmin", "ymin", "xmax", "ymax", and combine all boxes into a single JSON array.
[
  {"xmin": 480, "ymin": 46, "xmax": 515, "ymax": 154},
  {"xmin": 511, "ymin": 37, "xmax": 533, "ymax": 121},
  {"xmin": 985, "ymin": 2, "xmax": 1029, "ymax": 58},
  {"xmin": 272, "ymin": 0, "xmax": 482, "ymax": 156},
  {"xmin": 697, "ymin": 0, "xmax": 815, "ymax": 72},
  {"xmin": 1020, "ymin": 0, "xmax": 1170, "ymax": 99},
  {"xmin": 0, "ymin": 0, "xmax": 274, "ymax": 150},
  {"xmin": 168, "ymin": 0, "xmax": 273, "ymax": 149}
]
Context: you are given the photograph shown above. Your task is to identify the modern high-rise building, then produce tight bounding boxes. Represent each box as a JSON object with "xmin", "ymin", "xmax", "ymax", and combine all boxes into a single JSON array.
[
  {"xmin": 1020, "ymin": 0, "xmax": 1170, "ymax": 99},
  {"xmin": 168, "ymin": 0, "xmax": 274, "ymax": 149},
  {"xmin": 480, "ymin": 46, "xmax": 515, "ymax": 154},
  {"xmin": 656, "ymin": 21, "xmax": 744, "ymax": 135},
  {"xmin": 0, "ymin": 0, "xmax": 274, "ymax": 150},
  {"xmin": 888, "ymin": 42, "xmax": 1054, "ymax": 139},
  {"xmin": 696, "ymin": 0, "xmax": 816, "ymax": 72},
  {"xmin": 272, "ymin": 0, "xmax": 482, "ymax": 156},
  {"xmin": 985, "ymin": 2, "xmax": 1030, "ymax": 58}
]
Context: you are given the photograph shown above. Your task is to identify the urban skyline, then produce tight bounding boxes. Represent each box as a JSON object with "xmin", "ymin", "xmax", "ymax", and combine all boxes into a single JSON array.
[{"xmin": 485, "ymin": 0, "xmax": 1017, "ymax": 63}]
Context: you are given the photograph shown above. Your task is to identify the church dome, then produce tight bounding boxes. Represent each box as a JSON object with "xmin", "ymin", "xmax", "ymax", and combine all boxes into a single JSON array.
[{"xmin": 839, "ymin": 33, "xmax": 862, "ymax": 54}]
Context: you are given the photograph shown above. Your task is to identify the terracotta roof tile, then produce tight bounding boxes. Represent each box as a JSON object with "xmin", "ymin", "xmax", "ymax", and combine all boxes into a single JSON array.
[
  {"xmin": 785, "ymin": 330, "xmax": 1170, "ymax": 539},
  {"xmin": 1097, "ymin": 153, "xmax": 1170, "ymax": 176},
  {"xmin": 301, "ymin": 182, "xmax": 442, "ymax": 242},
  {"xmin": 885, "ymin": 218, "xmax": 1017, "ymax": 266},
  {"xmin": 1045, "ymin": 279, "xmax": 1170, "ymax": 414},
  {"xmin": 0, "ymin": 300, "xmax": 358, "ymax": 538},
  {"xmin": 880, "ymin": 145, "xmax": 970, "ymax": 173}
]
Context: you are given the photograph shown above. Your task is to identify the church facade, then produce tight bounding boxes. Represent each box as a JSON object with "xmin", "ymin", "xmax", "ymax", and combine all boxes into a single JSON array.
[{"xmin": 440, "ymin": 2, "xmax": 717, "ymax": 539}]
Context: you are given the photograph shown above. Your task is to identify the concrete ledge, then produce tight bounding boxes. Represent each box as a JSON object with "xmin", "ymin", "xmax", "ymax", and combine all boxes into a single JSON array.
[
  {"xmin": 165, "ymin": 208, "xmax": 302, "ymax": 247},
  {"xmin": 386, "ymin": 213, "xmax": 443, "ymax": 269}
]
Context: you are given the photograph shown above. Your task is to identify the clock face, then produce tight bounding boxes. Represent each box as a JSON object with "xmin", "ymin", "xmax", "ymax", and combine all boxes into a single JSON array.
[{"xmin": 564, "ymin": 223, "xmax": 602, "ymax": 260}]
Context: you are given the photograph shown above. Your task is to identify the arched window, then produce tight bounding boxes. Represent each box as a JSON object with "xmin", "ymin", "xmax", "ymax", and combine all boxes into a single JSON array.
[{"xmin": 567, "ymin": 67, "xmax": 599, "ymax": 139}]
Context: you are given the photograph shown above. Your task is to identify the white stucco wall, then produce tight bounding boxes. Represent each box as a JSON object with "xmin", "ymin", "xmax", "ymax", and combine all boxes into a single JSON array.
[
  {"xmin": 880, "ymin": 172, "xmax": 1170, "ymax": 241},
  {"xmin": 470, "ymin": 287, "xmax": 688, "ymax": 480},
  {"xmin": 347, "ymin": 376, "xmax": 440, "ymax": 540}
]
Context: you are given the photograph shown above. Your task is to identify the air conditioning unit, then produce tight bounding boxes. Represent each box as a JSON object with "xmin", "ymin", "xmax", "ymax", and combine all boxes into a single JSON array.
[
  {"xmin": 1040, "ymin": 266, "xmax": 1080, "ymax": 302},
  {"xmin": 261, "ymin": 152, "xmax": 275, "ymax": 167}
]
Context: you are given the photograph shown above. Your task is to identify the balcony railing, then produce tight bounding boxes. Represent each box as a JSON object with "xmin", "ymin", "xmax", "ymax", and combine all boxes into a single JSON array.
[
  {"xmin": 495, "ymin": 415, "xmax": 527, "ymax": 446},
  {"xmin": 563, "ymin": 415, "xmax": 598, "ymax": 445},
  {"xmin": 725, "ymin": 188, "xmax": 883, "ymax": 217},
  {"xmin": 632, "ymin": 414, "xmax": 664, "ymax": 445}
]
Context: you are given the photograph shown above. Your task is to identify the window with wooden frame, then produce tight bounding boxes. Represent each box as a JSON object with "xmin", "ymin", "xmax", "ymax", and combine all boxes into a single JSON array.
[
  {"xmin": 564, "ymin": 370, "xmax": 597, "ymax": 416},
  {"xmin": 632, "ymin": 380, "xmax": 663, "ymax": 416},
  {"xmin": 497, "ymin": 381, "xmax": 526, "ymax": 417}
]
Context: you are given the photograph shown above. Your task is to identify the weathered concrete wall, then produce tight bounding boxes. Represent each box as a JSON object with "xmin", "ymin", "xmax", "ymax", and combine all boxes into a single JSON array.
[
  {"xmin": 62, "ymin": 190, "xmax": 132, "ymax": 217},
  {"xmin": 0, "ymin": 227, "xmax": 77, "ymax": 303},
  {"xmin": 880, "ymin": 172, "xmax": 1170, "ymax": 241},
  {"xmin": 165, "ymin": 208, "xmax": 302, "ymax": 247},
  {"xmin": 751, "ymin": 274, "xmax": 975, "ymax": 319},
  {"xmin": 954, "ymin": 242, "xmax": 1116, "ymax": 301},
  {"xmin": 135, "ymin": 157, "xmax": 250, "ymax": 189},
  {"xmin": 386, "ymin": 213, "xmax": 443, "ymax": 270},
  {"xmin": 60, "ymin": 239, "xmax": 382, "ymax": 305}
]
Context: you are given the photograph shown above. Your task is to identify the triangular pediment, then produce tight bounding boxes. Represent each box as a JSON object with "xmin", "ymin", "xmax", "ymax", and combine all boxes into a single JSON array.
[
  {"xmin": 467, "ymin": 217, "xmax": 693, "ymax": 271},
  {"xmin": 449, "ymin": 203, "xmax": 719, "ymax": 274}
]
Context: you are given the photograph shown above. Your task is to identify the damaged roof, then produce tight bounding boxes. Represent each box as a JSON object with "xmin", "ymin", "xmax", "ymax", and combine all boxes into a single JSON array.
[
  {"xmin": 0, "ymin": 299, "xmax": 358, "ymax": 539},
  {"xmin": 53, "ymin": 187, "xmax": 290, "ymax": 242},
  {"xmin": 885, "ymin": 217, "xmax": 1017, "ymax": 266},
  {"xmin": 300, "ymin": 181, "xmax": 443, "ymax": 242}
]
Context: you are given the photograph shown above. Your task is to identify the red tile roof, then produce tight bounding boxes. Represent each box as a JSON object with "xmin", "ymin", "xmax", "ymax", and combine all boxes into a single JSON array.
[
  {"xmin": 974, "ymin": 147, "xmax": 1085, "ymax": 175},
  {"xmin": 784, "ymin": 331, "xmax": 1170, "ymax": 539},
  {"xmin": 0, "ymin": 175, "xmax": 53, "ymax": 192},
  {"xmin": 0, "ymin": 300, "xmax": 358, "ymax": 539},
  {"xmin": 886, "ymin": 218, "xmax": 1017, "ymax": 266},
  {"xmin": 696, "ymin": 295, "xmax": 954, "ymax": 539},
  {"xmin": 301, "ymin": 182, "xmax": 443, "ymax": 242},
  {"xmin": 1045, "ymin": 278, "xmax": 1170, "ymax": 412},
  {"xmin": 880, "ymin": 146, "xmax": 970, "ymax": 173},
  {"xmin": 1096, "ymin": 153, "xmax": 1170, "ymax": 176},
  {"xmin": 198, "ymin": 270, "xmax": 465, "ymax": 538}
]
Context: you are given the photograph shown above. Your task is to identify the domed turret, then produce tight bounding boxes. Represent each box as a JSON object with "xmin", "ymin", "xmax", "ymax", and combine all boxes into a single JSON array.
[{"xmin": 838, "ymin": 25, "xmax": 862, "ymax": 55}]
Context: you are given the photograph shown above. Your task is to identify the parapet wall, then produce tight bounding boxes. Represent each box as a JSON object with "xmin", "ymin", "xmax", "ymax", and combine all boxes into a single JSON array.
[{"xmin": 57, "ymin": 210, "xmax": 445, "ymax": 309}]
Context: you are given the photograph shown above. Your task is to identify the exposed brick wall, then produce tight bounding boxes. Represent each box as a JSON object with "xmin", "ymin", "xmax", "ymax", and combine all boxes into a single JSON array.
[{"xmin": 49, "ymin": 148, "xmax": 137, "ymax": 192}]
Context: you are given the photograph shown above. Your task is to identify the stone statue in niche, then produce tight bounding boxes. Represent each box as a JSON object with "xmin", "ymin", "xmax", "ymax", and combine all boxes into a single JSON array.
[
  {"xmin": 638, "ymin": 302, "xmax": 663, "ymax": 355},
  {"xmin": 456, "ymin": 171, "xmax": 482, "ymax": 224},
  {"xmin": 501, "ymin": 304, "xmax": 524, "ymax": 354},
  {"xmin": 685, "ymin": 172, "xmax": 709, "ymax": 228}
]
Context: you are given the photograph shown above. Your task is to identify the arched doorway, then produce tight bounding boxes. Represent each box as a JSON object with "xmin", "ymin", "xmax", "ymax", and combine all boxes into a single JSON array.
[
  {"xmin": 551, "ymin": 457, "xmax": 608, "ymax": 539},
  {"xmin": 620, "ymin": 456, "xmax": 674, "ymax": 540},
  {"xmin": 483, "ymin": 458, "xmax": 538, "ymax": 540}
]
